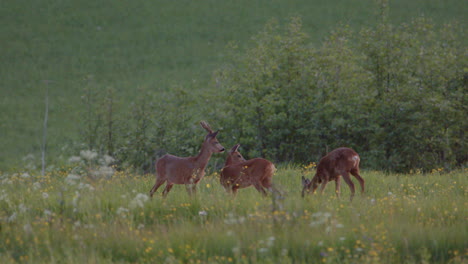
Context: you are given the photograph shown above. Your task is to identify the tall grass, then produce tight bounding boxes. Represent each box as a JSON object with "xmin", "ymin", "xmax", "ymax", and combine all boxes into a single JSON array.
[{"xmin": 0, "ymin": 164, "xmax": 466, "ymax": 263}]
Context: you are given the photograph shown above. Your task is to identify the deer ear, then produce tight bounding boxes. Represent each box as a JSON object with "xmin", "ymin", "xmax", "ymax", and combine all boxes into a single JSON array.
[
  {"xmin": 211, "ymin": 130, "xmax": 219, "ymax": 137},
  {"xmin": 230, "ymin": 144, "xmax": 240, "ymax": 153},
  {"xmin": 301, "ymin": 176, "xmax": 306, "ymax": 184}
]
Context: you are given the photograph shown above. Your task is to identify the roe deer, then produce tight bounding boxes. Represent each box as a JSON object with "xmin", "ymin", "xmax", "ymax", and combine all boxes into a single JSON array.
[
  {"xmin": 301, "ymin": 147, "xmax": 364, "ymax": 201},
  {"xmin": 220, "ymin": 144, "xmax": 277, "ymax": 196},
  {"xmin": 149, "ymin": 121, "xmax": 225, "ymax": 198}
]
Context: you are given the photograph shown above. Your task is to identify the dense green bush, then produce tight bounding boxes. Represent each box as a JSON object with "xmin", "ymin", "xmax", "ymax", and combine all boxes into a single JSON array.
[
  {"xmin": 211, "ymin": 16, "xmax": 466, "ymax": 172},
  {"xmin": 78, "ymin": 12, "xmax": 466, "ymax": 173}
]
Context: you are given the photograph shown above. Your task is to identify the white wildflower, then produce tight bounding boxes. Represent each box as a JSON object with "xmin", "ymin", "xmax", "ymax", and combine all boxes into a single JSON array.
[
  {"xmin": 101, "ymin": 155, "xmax": 115, "ymax": 166},
  {"xmin": 78, "ymin": 183, "xmax": 95, "ymax": 191},
  {"xmin": 19, "ymin": 203, "xmax": 28, "ymax": 213},
  {"xmin": 73, "ymin": 221, "xmax": 81, "ymax": 230},
  {"xmin": 129, "ymin": 193, "xmax": 149, "ymax": 209},
  {"xmin": 92, "ymin": 166, "xmax": 114, "ymax": 178},
  {"xmin": 66, "ymin": 174, "xmax": 81, "ymax": 185},
  {"xmin": 44, "ymin": 209, "xmax": 52, "ymax": 216},
  {"xmin": 137, "ymin": 224, "xmax": 145, "ymax": 230},
  {"xmin": 33, "ymin": 182, "xmax": 41, "ymax": 190},
  {"xmin": 116, "ymin": 207, "xmax": 129, "ymax": 216},
  {"xmin": 68, "ymin": 156, "xmax": 81, "ymax": 163},
  {"xmin": 42, "ymin": 192, "xmax": 49, "ymax": 199},
  {"xmin": 72, "ymin": 191, "xmax": 80, "ymax": 207},
  {"xmin": 80, "ymin": 150, "xmax": 98, "ymax": 161},
  {"xmin": 8, "ymin": 213, "xmax": 17, "ymax": 222},
  {"xmin": 23, "ymin": 223, "xmax": 33, "ymax": 234},
  {"xmin": 21, "ymin": 173, "xmax": 30, "ymax": 178},
  {"xmin": 267, "ymin": 236, "xmax": 275, "ymax": 247},
  {"xmin": 198, "ymin": 210, "xmax": 208, "ymax": 216}
]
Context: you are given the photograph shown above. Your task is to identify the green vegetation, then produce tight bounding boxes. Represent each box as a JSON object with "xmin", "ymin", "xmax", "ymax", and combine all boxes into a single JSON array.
[
  {"xmin": 1, "ymin": 1, "xmax": 467, "ymax": 261},
  {"xmin": 0, "ymin": 161, "xmax": 466, "ymax": 263},
  {"xmin": 1, "ymin": 0, "xmax": 467, "ymax": 171}
]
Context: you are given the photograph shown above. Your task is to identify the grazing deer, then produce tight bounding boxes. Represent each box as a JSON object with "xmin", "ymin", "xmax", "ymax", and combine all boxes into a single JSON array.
[
  {"xmin": 149, "ymin": 121, "xmax": 225, "ymax": 198},
  {"xmin": 301, "ymin": 147, "xmax": 364, "ymax": 201},
  {"xmin": 220, "ymin": 144, "xmax": 278, "ymax": 196}
]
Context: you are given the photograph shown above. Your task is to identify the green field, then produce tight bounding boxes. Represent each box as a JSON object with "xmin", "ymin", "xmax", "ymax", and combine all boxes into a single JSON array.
[
  {"xmin": 1, "ymin": 0, "xmax": 467, "ymax": 169},
  {"xmin": 0, "ymin": 159, "xmax": 466, "ymax": 263},
  {"xmin": 1, "ymin": 1, "xmax": 467, "ymax": 262}
]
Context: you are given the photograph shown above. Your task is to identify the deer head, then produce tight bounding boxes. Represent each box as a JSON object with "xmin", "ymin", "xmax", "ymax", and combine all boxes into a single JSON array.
[
  {"xmin": 301, "ymin": 175, "xmax": 320, "ymax": 197},
  {"xmin": 200, "ymin": 121, "xmax": 225, "ymax": 153},
  {"xmin": 225, "ymin": 144, "xmax": 246, "ymax": 166}
]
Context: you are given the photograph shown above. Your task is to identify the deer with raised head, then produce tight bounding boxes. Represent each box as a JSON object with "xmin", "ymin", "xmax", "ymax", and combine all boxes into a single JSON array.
[
  {"xmin": 220, "ymin": 144, "xmax": 278, "ymax": 196},
  {"xmin": 301, "ymin": 147, "xmax": 365, "ymax": 201},
  {"xmin": 149, "ymin": 121, "xmax": 225, "ymax": 198}
]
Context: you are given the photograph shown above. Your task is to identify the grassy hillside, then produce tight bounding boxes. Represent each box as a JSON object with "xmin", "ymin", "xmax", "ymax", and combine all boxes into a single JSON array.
[{"xmin": 1, "ymin": 0, "xmax": 467, "ymax": 169}]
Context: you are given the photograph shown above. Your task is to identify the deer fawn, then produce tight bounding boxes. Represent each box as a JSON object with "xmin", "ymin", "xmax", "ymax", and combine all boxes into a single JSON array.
[
  {"xmin": 220, "ymin": 144, "xmax": 277, "ymax": 196},
  {"xmin": 149, "ymin": 121, "xmax": 225, "ymax": 198},
  {"xmin": 301, "ymin": 147, "xmax": 365, "ymax": 201}
]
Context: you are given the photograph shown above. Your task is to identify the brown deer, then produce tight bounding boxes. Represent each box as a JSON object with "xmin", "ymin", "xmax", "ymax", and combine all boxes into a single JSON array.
[
  {"xmin": 220, "ymin": 144, "xmax": 278, "ymax": 196},
  {"xmin": 149, "ymin": 121, "xmax": 225, "ymax": 198},
  {"xmin": 301, "ymin": 147, "xmax": 365, "ymax": 201}
]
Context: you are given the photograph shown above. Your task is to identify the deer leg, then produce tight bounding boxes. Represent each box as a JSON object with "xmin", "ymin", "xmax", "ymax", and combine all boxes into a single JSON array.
[
  {"xmin": 185, "ymin": 184, "xmax": 197, "ymax": 196},
  {"xmin": 350, "ymin": 169, "xmax": 365, "ymax": 194},
  {"xmin": 335, "ymin": 177, "xmax": 341, "ymax": 198},
  {"xmin": 319, "ymin": 181, "xmax": 328, "ymax": 194},
  {"xmin": 149, "ymin": 178, "xmax": 166, "ymax": 198},
  {"xmin": 162, "ymin": 183, "xmax": 174, "ymax": 198},
  {"xmin": 341, "ymin": 172, "xmax": 355, "ymax": 201},
  {"xmin": 253, "ymin": 182, "xmax": 268, "ymax": 196},
  {"xmin": 232, "ymin": 186, "xmax": 239, "ymax": 196}
]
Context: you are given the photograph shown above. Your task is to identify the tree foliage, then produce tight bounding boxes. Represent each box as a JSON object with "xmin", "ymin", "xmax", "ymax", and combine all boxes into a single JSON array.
[
  {"xmin": 78, "ymin": 13, "xmax": 466, "ymax": 173},
  {"xmin": 212, "ymin": 16, "xmax": 466, "ymax": 172}
]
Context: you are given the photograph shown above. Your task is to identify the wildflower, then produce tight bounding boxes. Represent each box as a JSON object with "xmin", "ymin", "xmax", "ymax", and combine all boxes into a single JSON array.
[
  {"xmin": 117, "ymin": 207, "xmax": 129, "ymax": 215},
  {"xmin": 68, "ymin": 156, "xmax": 81, "ymax": 163},
  {"xmin": 66, "ymin": 174, "xmax": 81, "ymax": 185},
  {"xmin": 44, "ymin": 209, "xmax": 52, "ymax": 216},
  {"xmin": 32, "ymin": 182, "xmax": 41, "ymax": 190},
  {"xmin": 92, "ymin": 166, "xmax": 114, "ymax": 178},
  {"xmin": 199, "ymin": 210, "xmax": 208, "ymax": 216},
  {"xmin": 72, "ymin": 191, "xmax": 80, "ymax": 207},
  {"xmin": 130, "ymin": 193, "xmax": 149, "ymax": 209},
  {"xmin": 80, "ymin": 150, "xmax": 98, "ymax": 161},
  {"xmin": 101, "ymin": 155, "xmax": 115, "ymax": 166},
  {"xmin": 267, "ymin": 236, "xmax": 275, "ymax": 247},
  {"xmin": 42, "ymin": 192, "xmax": 49, "ymax": 199},
  {"xmin": 21, "ymin": 173, "xmax": 30, "ymax": 178},
  {"xmin": 8, "ymin": 213, "xmax": 17, "ymax": 222},
  {"xmin": 23, "ymin": 223, "xmax": 33, "ymax": 234},
  {"xmin": 19, "ymin": 203, "xmax": 28, "ymax": 213}
]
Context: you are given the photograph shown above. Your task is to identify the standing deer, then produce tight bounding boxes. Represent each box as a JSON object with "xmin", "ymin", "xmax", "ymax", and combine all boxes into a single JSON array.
[
  {"xmin": 220, "ymin": 144, "xmax": 278, "ymax": 196},
  {"xmin": 149, "ymin": 121, "xmax": 225, "ymax": 198},
  {"xmin": 301, "ymin": 147, "xmax": 365, "ymax": 201}
]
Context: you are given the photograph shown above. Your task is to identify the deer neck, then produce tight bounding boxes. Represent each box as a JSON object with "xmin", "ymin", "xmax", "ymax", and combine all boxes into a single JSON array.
[
  {"xmin": 194, "ymin": 145, "xmax": 213, "ymax": 170},
  {"xmin": 224, "ymin": 156, "xmax": 234, "ymax": 167}
]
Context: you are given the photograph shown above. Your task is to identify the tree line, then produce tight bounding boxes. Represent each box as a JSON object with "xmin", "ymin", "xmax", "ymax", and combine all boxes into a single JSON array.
[{"xmin": 80, "ymin": 15, "xmax": 466, "ymax": 173}]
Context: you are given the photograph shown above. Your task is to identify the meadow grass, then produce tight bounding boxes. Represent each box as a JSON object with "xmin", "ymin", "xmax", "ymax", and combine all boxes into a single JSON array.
[{"xmin": 0, "ymin": 166, "xmax": 466, "ymax": 263}]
